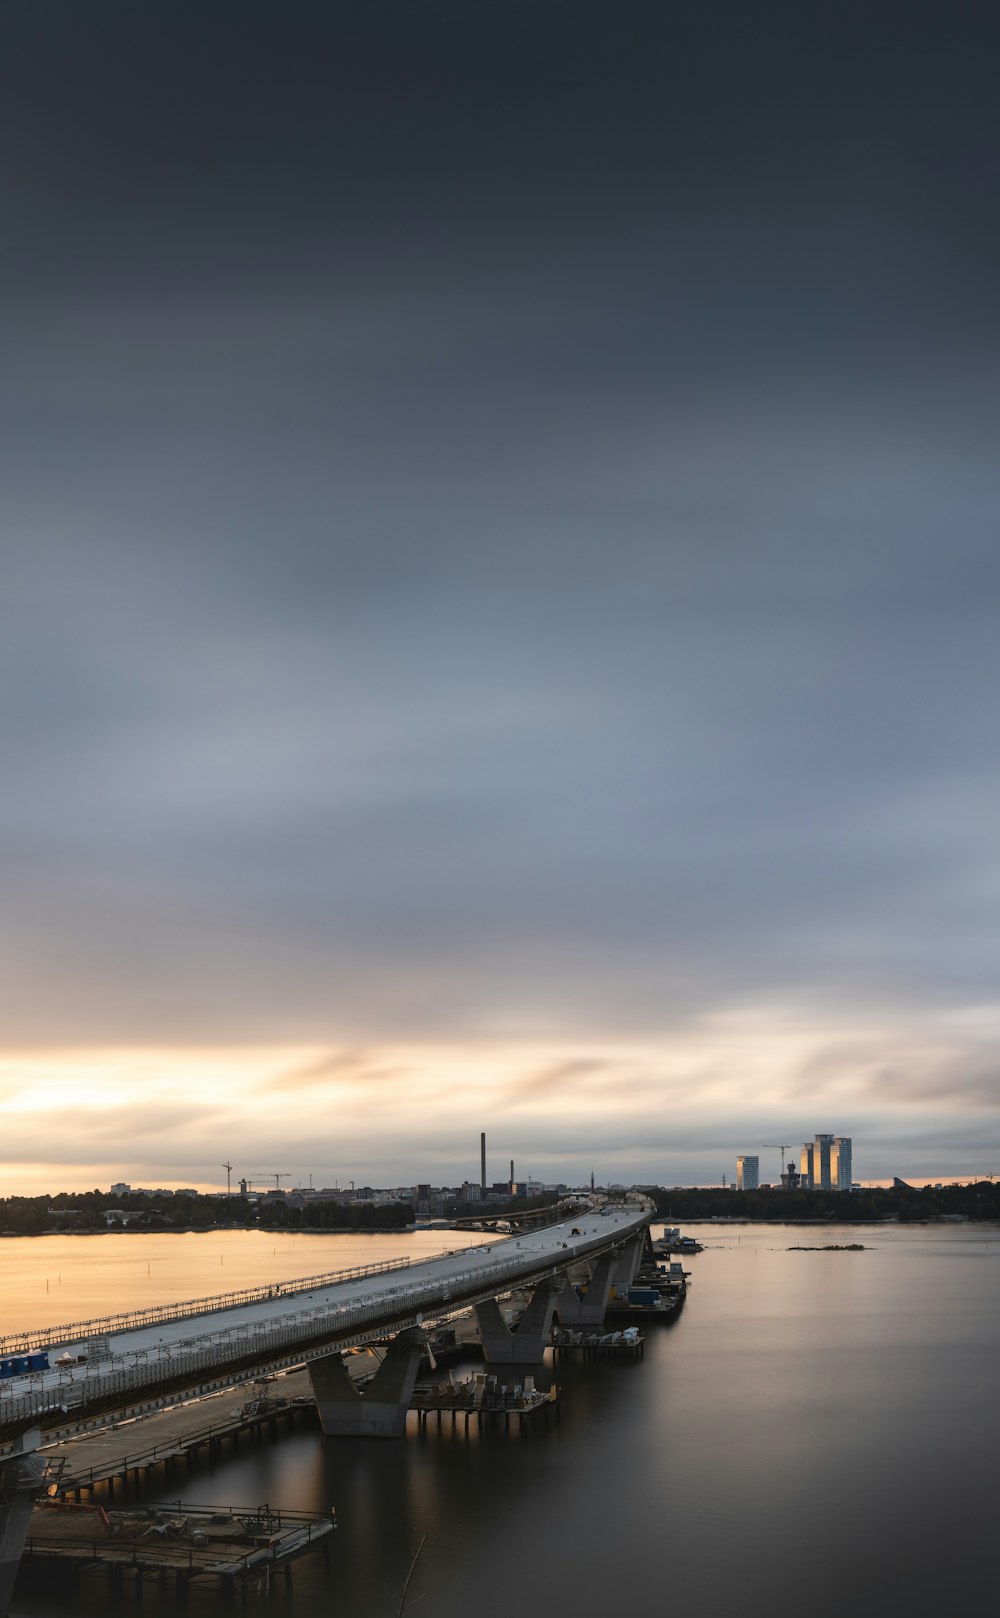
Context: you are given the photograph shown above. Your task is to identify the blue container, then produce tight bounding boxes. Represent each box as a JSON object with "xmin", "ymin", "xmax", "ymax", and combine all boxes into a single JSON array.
[
  {"xmin": 27, "ymin": 1351, "xmax": 50, "ymax": 1372},
  {"xmin": 10, "ymin": 1355, "xmax": 29, "ymax": 1375}
]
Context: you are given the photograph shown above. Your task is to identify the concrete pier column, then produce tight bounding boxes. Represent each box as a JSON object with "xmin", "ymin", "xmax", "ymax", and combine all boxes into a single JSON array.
[
  {"xmin": 0, "ymin": 1430, "xmax": 49, "ymax": 1618},
  {"xmin": 308, "ymin": 1330, "xmax": 425, "ymax": 1437},
  {"xmin": 475, "ymin": 1281, "xmax": 559, "ymax": 1363},
  {"xmin": 553, "ymin": 1250, "xmax": 617, "ymax": 1327},
  {"xmin": 610, "ymin": 1235, "xmax": 645, "ymax": 1292}
]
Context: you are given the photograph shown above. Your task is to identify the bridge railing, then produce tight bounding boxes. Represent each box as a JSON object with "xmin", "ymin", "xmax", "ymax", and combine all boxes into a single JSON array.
[
  {"xmin": 0, "ymin": 1255, "xmax": 416, "ymax": 1356},
  {"xmin": 1, "ymin": 1216, "xmax": 649, "ymax": 1432}
]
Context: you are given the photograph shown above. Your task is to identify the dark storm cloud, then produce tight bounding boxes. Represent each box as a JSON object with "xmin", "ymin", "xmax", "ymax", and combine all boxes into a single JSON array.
[{"xmin": 1, "ymin": 3, "xmax": 999, "ymax": 1176}]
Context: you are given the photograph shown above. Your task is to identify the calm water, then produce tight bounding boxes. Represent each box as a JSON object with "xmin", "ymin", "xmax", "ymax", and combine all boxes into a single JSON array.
[{"xmin": 6, "ymin": 1222, "xmax": 998, "ymax": 1617}]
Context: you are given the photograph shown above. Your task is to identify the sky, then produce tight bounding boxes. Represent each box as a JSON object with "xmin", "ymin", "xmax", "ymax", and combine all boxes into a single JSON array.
[{"xmin": 2, "ymin": 2, "xmax": 999, "ymax": 1195}]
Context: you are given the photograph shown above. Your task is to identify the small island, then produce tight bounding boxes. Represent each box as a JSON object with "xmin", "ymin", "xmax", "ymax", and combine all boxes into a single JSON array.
[{"xmin": 787, "ymin": 1243, "xmax": 867, "ymax": 1251}]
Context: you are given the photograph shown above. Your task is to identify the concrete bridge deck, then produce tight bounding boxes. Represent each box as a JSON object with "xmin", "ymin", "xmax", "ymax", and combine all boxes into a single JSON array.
[{"xmin": 0, "ymin": 1204, "xmax": 650, "ymax": 1448}]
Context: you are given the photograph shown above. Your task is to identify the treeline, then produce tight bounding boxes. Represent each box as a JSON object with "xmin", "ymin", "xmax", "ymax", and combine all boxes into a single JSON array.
[
  {"xmin": 651, "ymin": 1181, "xmax": 1000, "ymax": 1223},
  {"xmin": 0, "ymin": 1191, "xmax": 414, "ymax": 1236},
  {"xmin": 0, "ymin": 1190, "xmax": 247, "ymax": 1235}
]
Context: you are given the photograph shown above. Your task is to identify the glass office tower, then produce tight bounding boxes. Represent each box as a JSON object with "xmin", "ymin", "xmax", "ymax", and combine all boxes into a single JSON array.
[{"xmin": 736, "ymin": 1154, "xmax": 759, "ymax": 1190}]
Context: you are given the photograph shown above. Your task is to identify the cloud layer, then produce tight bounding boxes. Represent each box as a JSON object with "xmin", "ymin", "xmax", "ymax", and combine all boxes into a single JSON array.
[{"xmin": 2, "ymin": 3, "xmax": 999, "ymax": 1188}]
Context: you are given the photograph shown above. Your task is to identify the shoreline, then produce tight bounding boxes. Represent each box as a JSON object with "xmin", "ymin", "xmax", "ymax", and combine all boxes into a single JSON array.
[
  {"xmin": 0, "ymin": 1224, "xmax": 420, "ymax": 1239},
  {"xmin": 4, "ymin": 1217, "xmax": 1000, "ymax": 1238}
]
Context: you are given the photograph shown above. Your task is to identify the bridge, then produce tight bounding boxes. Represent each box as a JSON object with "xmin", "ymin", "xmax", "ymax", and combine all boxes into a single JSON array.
[{"xmin": 0, "ymin": 1204, "xmax": 651, "ymax": 1611}]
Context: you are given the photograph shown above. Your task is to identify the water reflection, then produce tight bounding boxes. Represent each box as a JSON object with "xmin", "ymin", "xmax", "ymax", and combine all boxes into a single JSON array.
[{"xmin": 9, "ymin": 1223, "xmax": 999, "ymax": 1618}]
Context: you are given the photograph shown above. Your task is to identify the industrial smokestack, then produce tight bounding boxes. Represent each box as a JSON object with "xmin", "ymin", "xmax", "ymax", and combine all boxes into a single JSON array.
[{"xmin": 481, "ymin": 1132, "xmax": 486, "ymax": 1191}]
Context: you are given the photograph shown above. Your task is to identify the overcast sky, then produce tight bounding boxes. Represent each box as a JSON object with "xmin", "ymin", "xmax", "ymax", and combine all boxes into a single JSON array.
[{"xmin": 2, "ymin": 2, "xmax": 999, "ymax": 1193}]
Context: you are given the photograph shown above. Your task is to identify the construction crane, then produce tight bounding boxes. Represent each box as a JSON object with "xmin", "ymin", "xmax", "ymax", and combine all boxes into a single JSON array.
[
  {"xmin": 221, "ymin": 1160, "xmax": 234, "ymax": 1196},
  {"xmin": 249, "ymin": 1172, "xmax": 291, "ymax": 1191},
  {"xmin": 764, "ymin": 1144, "xmax": 793, "ymax": 1176}
]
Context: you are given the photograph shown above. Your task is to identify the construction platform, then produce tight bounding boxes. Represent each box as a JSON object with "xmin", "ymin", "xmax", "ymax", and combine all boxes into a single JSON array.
[
  {"xmin": 410, "ymin": 1372, "xmax": 559, "ymax": 1431},
  {"xmin": 20, "ymin": 1498, "xmax": 335, "ymax": 1604},
  {"xmin": 51, "ymin": 1372, "xmax": 320, "ymax": 1497}
]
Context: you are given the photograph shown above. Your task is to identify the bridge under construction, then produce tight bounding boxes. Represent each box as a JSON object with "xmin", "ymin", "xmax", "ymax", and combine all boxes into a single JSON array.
[{"xmin": 0, "ymin": 1203, "xmax": 652, "ymax": 1614}]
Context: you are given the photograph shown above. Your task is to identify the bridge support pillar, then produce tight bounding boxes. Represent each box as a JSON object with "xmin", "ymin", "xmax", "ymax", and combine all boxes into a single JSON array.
[
  {"xmin": 0, "ymin": 1430, "xmax": 49, "ymax": 1618},
  {"xmin": 475, "ymin": 1281, "xmax": 559, "ymax": 1363},
  {"xmin": 610, "ymin": 1235, "xmax": 646, "ymax": 1292},
  {"xmin": 308, "ymin": 1330, "xmax": 425, "ymax": 1438},
  {"xmin": 553, "ymin": 1250, "xmax": 617, "ymax": 1327}
]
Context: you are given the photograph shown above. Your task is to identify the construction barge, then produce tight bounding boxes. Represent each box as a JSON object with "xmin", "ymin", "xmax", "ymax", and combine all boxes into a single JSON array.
[
  {"xmin": 20, "ymin": 1498, "xmax": 335, "ymax": 1605},
  {"xmin": 552, "ymin": 1326, "xmax": 645, "ymax": 1360}
]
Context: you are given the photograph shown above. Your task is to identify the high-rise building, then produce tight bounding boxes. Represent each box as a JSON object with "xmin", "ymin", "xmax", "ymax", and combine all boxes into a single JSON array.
[
  {"xmin": 831, "ymin": 1136, "xmax": 853, "ymax": 1190},
  {"xmin": 802, "ymin": 1133, "xmax": 853, "ymax": 1191},
  {"xmin": 814, "ymin": 1133, "xmax": 835, "ymax": 1190},
  {"xmin": 736, "ymin": 1154, "xmax": 759, "ymax": 1191}
]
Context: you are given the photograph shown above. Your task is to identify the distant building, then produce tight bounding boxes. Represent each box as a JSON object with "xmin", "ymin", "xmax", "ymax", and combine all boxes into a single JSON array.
[
  {"xmin": 736, "ymin": 1155, "xmax": 759, "ymax": 1191},
  {"xmin": 110, "ymin": 1182, "xmax": 130, "ymax": 1196},
  {"xmin": 830, "ymin": 1137, "xmax": 852, "ymax": 1191},
  {"xmin": 801, "ymin": 1134, "xmax": 853, "ymax": 1190},
  {"xmin": 814, "ymin": 1134, "xmax": 835, "ymax": 1190}
]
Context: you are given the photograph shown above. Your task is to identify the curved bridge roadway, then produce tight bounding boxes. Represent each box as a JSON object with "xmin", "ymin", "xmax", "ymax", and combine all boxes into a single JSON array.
[{"xmin": 0, "ymin": 1203, "xmax": 650, "ymax": 1451}]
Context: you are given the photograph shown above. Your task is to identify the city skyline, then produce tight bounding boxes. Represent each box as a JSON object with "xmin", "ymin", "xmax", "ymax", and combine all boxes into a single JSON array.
[{"xmin": 3, "ymin": 5, "xmax": 999, "ymax": 1198}]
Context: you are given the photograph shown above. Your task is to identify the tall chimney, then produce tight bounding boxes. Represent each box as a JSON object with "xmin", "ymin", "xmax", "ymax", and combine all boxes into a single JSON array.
[{"xmin": 481, "ymin": 1132, "xmax": 486, "ymax": 1191}]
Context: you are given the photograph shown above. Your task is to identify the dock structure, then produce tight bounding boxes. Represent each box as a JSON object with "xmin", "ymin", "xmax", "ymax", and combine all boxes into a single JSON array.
[{"xmin": 19, "ymin": 1499, "xmax": 334, "ymax": 1605}]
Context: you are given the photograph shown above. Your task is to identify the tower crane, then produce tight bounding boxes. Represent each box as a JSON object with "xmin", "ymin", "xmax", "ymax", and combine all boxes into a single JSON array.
[
  {"xmin": 221, "ymin": 1160, "xmax": 233, "ymax": 1196},
  {"xmin": 249, "ymin": 1172, "xmax": 291, "ymax": 1191},
  {"xmin": 764, "ymin": 1144, "xmax": 793, "ymax": 1176}
]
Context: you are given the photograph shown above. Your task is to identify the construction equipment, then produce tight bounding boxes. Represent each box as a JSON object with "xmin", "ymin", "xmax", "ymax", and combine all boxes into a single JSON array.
[
  {"xmin": 249, "ymin": 1172, "xmax": 291, "ymax": 1191},
  {"xmin": 221, "ymin": 1161, "xmax": 233, "ymax": 1196},
  {"xmin": 764, "ymin": 1144, "xmax": 792, "ymax": 1176}
]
